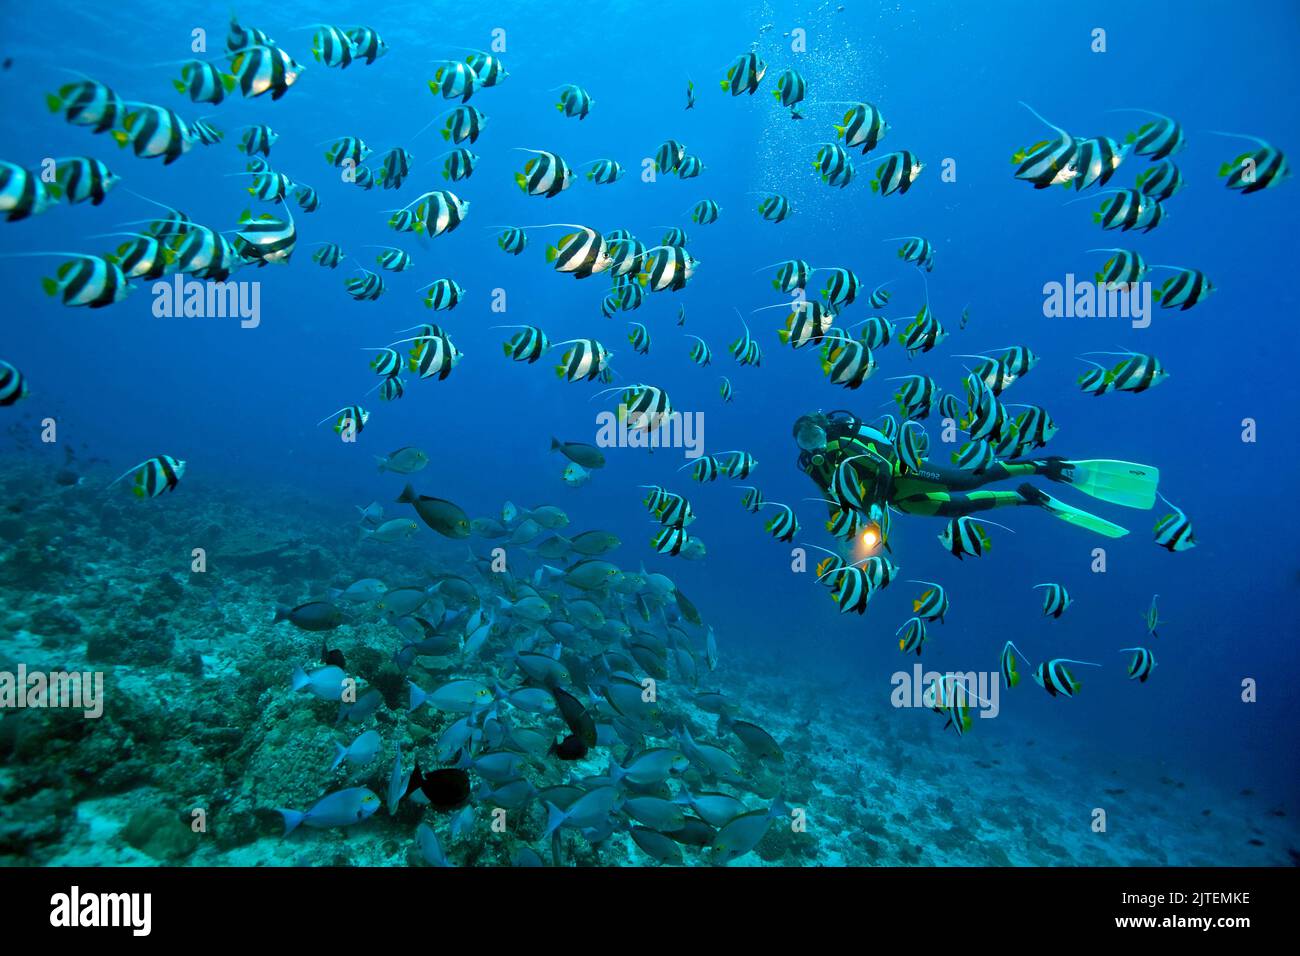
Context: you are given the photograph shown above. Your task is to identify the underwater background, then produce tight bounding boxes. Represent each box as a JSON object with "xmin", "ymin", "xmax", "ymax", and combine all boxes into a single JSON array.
[{"xmin": 0, "ymin": 0, "xmax": 1297, "ymax": 866}]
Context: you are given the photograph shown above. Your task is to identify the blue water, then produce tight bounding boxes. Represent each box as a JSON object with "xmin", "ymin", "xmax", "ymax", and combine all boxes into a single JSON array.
[{"xmin": 1, "ymin": 0, "xmax": 1297, "ymax": 865}]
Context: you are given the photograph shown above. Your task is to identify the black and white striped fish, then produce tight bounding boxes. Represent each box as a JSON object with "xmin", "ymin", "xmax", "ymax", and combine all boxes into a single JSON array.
[
  {"xmin": 814, "ymin": 143, "xmax": 854, "ymax": 188},
  {"xmin": 897, "ymin": 617, "xmax": 928, "ymax": 655},
  {"xmin": 369, "ymin": 246, "xmax": 413, "ymax": 272},
  {"xmin": 407, "ymin": 330, "xmax": 461, "ymax": 380},
  {"xmin": 497, "ymin": 227, "xmax": 527, "ymax": 256},
  {"xmin": 0, "ymin": 163, "xmax": 57, "ymax": 221},
  {"xmin": 728, "ymin": 313, "xmax": 762, "ymax": 367},
  {"xmin": 307, "ymin": 24, "xmax": 356, "ymax": 68},
  {"xmin": 1120, "ymin": 109, "xmax": 1184, "ymax": 160},
  {"xmin": 676, "ymin": 155, "xmax": 704, "ymax": 179},
  {"xmin": 719, "ymin": 376, "xmax": 734, "ymax": 403},
  {"xmin": 0, "ymin": 360, "xmax": 29, "ymax": 406},
  {"xmin": 909, "ymin": 580, "xmax": 949, "ymax": 623},
  {"xmin": 888, "ymin": 375, "xmax": 938, "ymax": 419},
  {"xmin": 756, "ymin": 193, "xmax": 792, "ymax": 221},
  {"xmin": 1135, "ymin": 160, "xmax": 1184, "ymax": 202},
  {"xmin": 366, "ymin": 347, "xmax": 402, "ymax": 378},
  {"xmin": 655, "ymin": 140, "xmax": 686, "ymax": 174},
  {"xmin": 499, "ymin": 325, "xmax": 550, "ymax": 363},
  {"xmin": 541, "ymin": 225, "xmax": 610, "ymax": 278},
  {"xmin": 1072, "ymin": 136, "xmax": 1125, "ymax": 190},
  {"xmin": 190, "ymin": 119, "xmax": 223, "ymax": 146},
  {"xmin": 410, "ymin": 190, "xmax": 470, "ymax": 237},
  {"xmin": 442, "ymin": 106, "xmax": 486, "ymax": 144},
  {"xmin": 347, "ymin": 27, "xmax": 389, "ymax": 64},
  {"xmin": 720, "ymin": 450, "xmax": 757, "ymax": 479},
  {"xmin": 1120, "ymin": 647, "xmax": 1157, "ymax": 683},
  {"xmin": 820, "ymin": 334, "xmax": 875, "ymax": 389},
  {"xmin": 1033, "ymin": 658, "xmax": 1099, "ymax": 698},
  {"xmin": 760, "ymin": 501, "xmax": 799, "ymax": 542},
  {"xmin": 951, "ymin": 438, "xmax": 996, "ymax": 473},
  {"xmin": 890, "ymin": 236, "xmax": 934, "ymax": 272},
  {"xmin": 894, "ymin": 420, "xmax": 928, "ymax": 474},
  {"xmin": 685, "ymin": 335, "xmax": 712, "ymax": 366},
  {"xmin": 617, "ymin": 383, "xmax": 671, "ymax": 431},
  {"xmin": 776, "ymin": 301, "xmax": 834, "ymax": 349},
  {"xmin": 244, "ymin": 170, "xmax": 291, "ymax": 203},
  {"xmin": 311, "ymin": 242, "xmax": 345, "ymax": 268},
  {"xmin": 661, "ymin": 227, "xmax": 688, "ymax": 247},
  {"xmin": 377, "ymin": 377, "xmax": 404, "ymax": 402},
  {"xmin": 1091, "ymin": 247, "xmax": 1148, "ymax": 288},
  {"xmin": 1086, "ymin": 350, "xmax": 1168, "ymax": 393},
  {"xmin": 1034, "ymin": 582, "xmax": 1071, "ymax": 618},
  {"xmin": 167, "ymin": 224, "xmax": 241, "ymax": 281},
  {"xmin": 684, "ymin": 455, "xmax": 721, "ymax": 483},
  {"xmin": 226, "ymin": 17, "xmax": 272, "ymax": 53},
  {"xmin": 233, "ymin": 209, "xmax": 296, "ymax": 265},
  {"xmin": 101, "ymin": 234, "xmax": 172, "ymax": 280},
  {"xmin": 466, "ymin": 51, "xmax": 507, "ymax": 86},
  {"xmin": 871, "ymin": 150, "xmax": 923, "ymax": 196},
  {"xmin": 618, "ymin": 320, "xmax": 649, "ymax": 356},
  {"xmin": 607, "ymin": 236, "xmax": 647, "ymax": 277},
  {"xmin": 376, "ymin": 148, "xmax": 413, "ymax": 189},
  {"xmin": 46, "ymin": 76, "xmax": 122, "ymax": 133},
  {"xmin": 515, "ymin": 149, "xmax": 572, "ymax": 197},
  {"xmin": 109, "ymin": 455, "xmax": 186, "ymax": 498},
  {"xmin": 229, "ymin": 44, "xmax": 303, "ymax": 100},
  {"xmin": 738, "ymin": 485, "xmax": 763, "ymax": 513},
  {"xmin": 690, "ymin": 199, "xmax": 719, "ymax": 224},
  {"xmin": 319, "ymin": 405, "xmax": 370, "ymax": 435},
  {"xmin": 1011, "ymin": 103, "xmax": 1077, "ymax": 188},
  {"xmin": 817, "ymin": 267, "xmax": 861, "ymax": 308},
  {"xmin": 324, "ymin": 136, "xmax": 370, "ymax": 168},
  {"xmin": 1215, "ymin": 132, "xmax": 1290, "ymax": 194},
  {"xmin": 345, "ymin": 269, "xmax": 386, "ymax": 301},
  {"xmin": 352, "ymin": 165, "xmax": 375, "ymax": 190},
  {"xmin": 553, "ymin": 338, "xmax": 611, "ymax": 382},
  {"xmin": 1091, "ymin": 189, "xmax": 1164, "ymax": 232},
  {"xmin": 1011, "ymin": 404, "xmax": 1056, "ymax": 448},
  {"xmin": 1151, "ymin": 265, "xmax": 1212, "ymax": 310},
  {"xmin": 238, "ymin": 125, "xmax": 277, "ymax": 156},
  {"xmin": 1153, "ymin": 492, "xmax": 1196, "ymax": 552},
  {"xmin": 293, "ymin": 184, "xmax": 320, "ymax": 212},
  {"xmin": 112, "ymin": 102, "xmax": 195, "ymax": 164},
  {"xmin": 773, "ymin": 68, "xmax": 805, "ymax": 108},
  {"xmin": 939, "ymin": 515, "xmax": 995, "ymax": 559},
  {"xmin": 584, "ymin": 159, "xmax": 623, "ymax": 185},
  {"xmin": 900, "ymin": 303, "xmax": 947, "ymax": 356},
  {"xmin": 1075, "ymin": 360, "xmax": 1115, "ymax": 397},
  {"xmin": 173, "ymin": 60, "xmax": 236, "ymax": 104},
  {"xmin": 429, "ymin": 60, "xmax": 477, "ymax": 102},
  {"xmin": 762, "ymin": 258, "xmax": 811, "ymax": 293},
  {"xmin": 638, "ymin": 245, "xmax": 696, "ymax": 291},
  {"xmin": 556, "ymin": 84, "xmax": 592, "ymax": 119},
  {"xmin": 867, "ymin": 282, "xmax": 892, "ymax": 309},
  {"xmin": 39, "ymin": 253, "xmax": 131, "ymax": 307},
  {"xmin": 835, "ymin": 102, "xmax": 887, "ymax": 154},
  {"xmin": 720, "ymin": 51, "xmax": 766, "ymax": 96}
]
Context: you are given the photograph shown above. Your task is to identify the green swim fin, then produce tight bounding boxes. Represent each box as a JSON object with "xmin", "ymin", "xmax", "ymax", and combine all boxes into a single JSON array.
[
  {"xmin": 1054, "ymin": 459, "xmax": 1159, "ymax": 510},
  {"xmin": 1018, "ymin": 484, "xmax": 1129, "ymax": 538}
]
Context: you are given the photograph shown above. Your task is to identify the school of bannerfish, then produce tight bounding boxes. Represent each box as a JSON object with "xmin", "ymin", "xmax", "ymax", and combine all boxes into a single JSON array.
[{"xmin": 0, "ymin": 16, "xmax": 1288, "ymax": 866}]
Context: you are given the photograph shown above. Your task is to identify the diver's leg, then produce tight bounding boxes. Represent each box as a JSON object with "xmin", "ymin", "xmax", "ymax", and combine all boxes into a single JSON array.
[
  {"xmin": 894, "ymin": 489, "xmax": 1031, "ymax": 518},
  {"xmin": 918, "ymin": 459, "xmax": 1053, "ymax": 492}
]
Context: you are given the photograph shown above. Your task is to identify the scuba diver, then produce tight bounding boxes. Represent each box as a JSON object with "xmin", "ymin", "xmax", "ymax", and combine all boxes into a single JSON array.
[{"xmin": 793, "ymin": 409, "xmax": 1159, "ymax": 539}]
